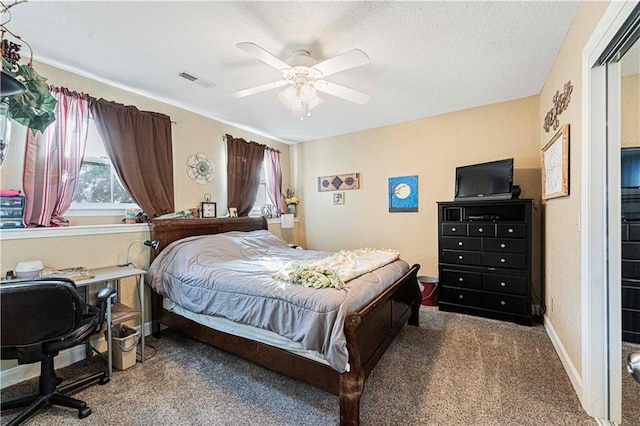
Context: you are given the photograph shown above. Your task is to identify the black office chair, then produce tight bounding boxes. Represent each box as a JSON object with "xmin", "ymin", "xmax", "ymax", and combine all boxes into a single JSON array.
[{"xmin": 1, "ymin": 278, "xmax": 115, "ymax": 425}]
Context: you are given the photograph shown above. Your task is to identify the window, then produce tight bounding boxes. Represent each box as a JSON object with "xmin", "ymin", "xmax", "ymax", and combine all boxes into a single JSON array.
[
  {"xmin": 250, "ymin": 167, "xmax": 271, "ymax": 216},
  {"xmin": 69, "ymin": 118, "xmax": 137, "ymax": 214}
]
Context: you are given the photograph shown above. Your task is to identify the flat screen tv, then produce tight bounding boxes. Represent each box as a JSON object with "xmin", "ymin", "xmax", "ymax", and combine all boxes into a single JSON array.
[
  {"xmin": 455, "ymin": 158, "xmax": 514, "ymax": 201},
  {"xmin": 621, "ymin": 147, "xmax": 640, "ymax": 198}
]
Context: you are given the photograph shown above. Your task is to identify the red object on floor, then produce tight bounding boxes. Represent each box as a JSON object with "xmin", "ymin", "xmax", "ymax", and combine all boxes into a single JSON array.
[{"xmin": 418, "ymin": 276, "xmax": 439, "ymax": 306}]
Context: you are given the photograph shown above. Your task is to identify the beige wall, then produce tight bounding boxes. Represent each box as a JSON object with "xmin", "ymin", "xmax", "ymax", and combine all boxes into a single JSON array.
[
  {"xmin": 0, "ymin": 60, "xmax": 291, "ymax": 219},
  {"xmin": 622, "ymin": 73, "xmax": 639, "ymax": 148},
  {"xmin": 538, "ymin": 0, "xmax": 609, "ymax": 375},
  {"xmin": 293, "ymin": 96, "xmax": 541, "ymax": 283}
]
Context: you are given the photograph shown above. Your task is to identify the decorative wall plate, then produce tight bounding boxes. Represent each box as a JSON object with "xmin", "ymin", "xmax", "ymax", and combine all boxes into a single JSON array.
[{"xmin": 186, "ymin": 153, "xmax": 213, "ymax": 184}]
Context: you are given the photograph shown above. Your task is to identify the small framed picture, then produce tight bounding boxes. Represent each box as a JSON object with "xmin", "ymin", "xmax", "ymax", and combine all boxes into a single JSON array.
[
  {"xmin": 201, "ymin": 201, "xmax": 217, "ymax": 218},
  {"xmin": 333, "ymin": 192, "xmax": 345, "ymax": 205},
  {"xmin": 229, "ymin": 207, "xmax": 238, "ymax": 218}
]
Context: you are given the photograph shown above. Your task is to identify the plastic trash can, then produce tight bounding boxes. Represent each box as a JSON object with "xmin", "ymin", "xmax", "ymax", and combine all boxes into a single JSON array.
[
  {"xmin": 106, "ymin": 325, "xmax": 140, "ymax": 370},
  {"xmin": 418, "ymin": 276, "xmax": 439, "ymax": 306}
]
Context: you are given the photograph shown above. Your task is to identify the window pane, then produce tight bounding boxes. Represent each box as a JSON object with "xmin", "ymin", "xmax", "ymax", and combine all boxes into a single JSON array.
[
  {"xmin": 112, "ymin": 175, "xmax": 134, "ymax": 203},
  {"xmin": 72, "ymin": 117, "xmax": 137, "ymax": 208},
  {"xmin": 73, "ymin": 161, "xmax": 112, "ymax": 203}
]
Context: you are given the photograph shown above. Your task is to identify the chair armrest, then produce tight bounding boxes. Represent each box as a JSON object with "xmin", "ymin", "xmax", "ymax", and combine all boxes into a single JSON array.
[
  {"xmin": 96, "ymin": 287, "xmax": 116, "ymax": 326},
  {"xmin": 97, "ymin": 286, "xmax": 116, "ymax": 303}
]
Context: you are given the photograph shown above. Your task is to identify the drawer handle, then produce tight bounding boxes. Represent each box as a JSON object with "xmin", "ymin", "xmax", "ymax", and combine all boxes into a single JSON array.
[
  {"xmin": 479, "ymin": 228, "xmax": 484, "ymax": 232},
  {"xmin": 458, "ymin": 277, "xmax": 464, "ymax": 282},
  {"xmin": 458, "ymin": 241, "xmax": 463, "ymax": 246},
  {"xmin": 500, "ymin": 282, "xmax": 506, "ymax": 287},
  {"xmin": 508, "ymin": 228, "xmax": 514, "ymax": 233},
  {"xmin": 500, "ymin": 258, "xmax": 506, "ymax": 263},
  {"xmin": 452, "ymin": 227, "xmax": 457, "ymax": 232},
  {"xmin": 459, "ymin": 255, "xmax": 464, "ymax": 260},
  {"xmin": 459, "ymin": 295, "xmax": 464, "ymax": 300},
  {"xmin": 500, "ymin": 301, "xmax": 506, "ymax": 306},
  {"xmin": 500, "ymin": 243, "xmax": 506, "ymax": 248}
]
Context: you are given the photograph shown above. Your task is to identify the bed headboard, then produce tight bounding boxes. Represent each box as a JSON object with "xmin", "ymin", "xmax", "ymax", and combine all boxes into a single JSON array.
[{"xmin": 149, "ymin": 217, "xmax": 268, "ymax": 261}]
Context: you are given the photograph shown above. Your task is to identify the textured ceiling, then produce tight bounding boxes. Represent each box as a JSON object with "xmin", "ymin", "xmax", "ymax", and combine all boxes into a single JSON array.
[{"xmin": 5, "ymin": 1, "xmax": 580, "ymax": 143}]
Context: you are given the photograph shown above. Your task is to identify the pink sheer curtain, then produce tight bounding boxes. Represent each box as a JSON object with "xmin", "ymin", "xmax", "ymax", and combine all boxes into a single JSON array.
[
  {"xmin": 263, "ymin": 147, "xmax": 284, "ymax": 217},
  {"xmin": 23, "ymin": 87, "xmax": 90, "ymax": 227}
]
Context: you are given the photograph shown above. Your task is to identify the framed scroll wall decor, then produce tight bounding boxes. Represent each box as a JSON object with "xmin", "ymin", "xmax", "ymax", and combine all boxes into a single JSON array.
[
  {"xmin": 317, "ymin": 173, "xmax": 360, "ymax": 192},
  {"xmin": 542, "ymin": 124, "xmax": 570, "ymax": 200}
]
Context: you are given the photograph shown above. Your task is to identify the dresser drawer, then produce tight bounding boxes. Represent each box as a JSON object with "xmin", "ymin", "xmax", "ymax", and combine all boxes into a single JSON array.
[
  {"xmin": 469, "ymin": 223, "xmax": 496, "ymax": 237},
  {"xmin": 483, "ymin": 273, "xmax": 527, "ymax": 295},
  {"xmin": 442, "ymin": 236, "xmax": 481, "ymax": 251},
  {"xmin": 482, "ymin": 253, "xmax": 526, "ymax": 269},
  {"xmin": 631, "ymin": 225, "xmax": 640, "ymax": 241},
  {"xmin": 0, "ymin": 207, "xmax": 24, "ymax": 218},
  {"xmin": 482, "ymin": 293, "xmax": 527, "ymax": 314},
  {"xmin": 442, "ymin": 223, "xmax": 467, "ymax": 236},
  {"xmin": 0, "ymin": 196, "xmax": 24, "ymax": 208},
  {"xmin": 623, "ymin": 242, "xmax": 640, "ymax": 260},
  {"xmin": 440, "ymin": 269, "xmax": 482, "ymax": 290},
  {"xmin": 496, "ymin": 223, "xmax": 526, "ymax": 238},
  {"xmin": 622, "ymin": 224, "xmax": 630, "ymax": 241},
  {"xmin": 622, "ymin": 287, "xmax": 640, "ymax": 310},
  {"xmin": 482, "ymin": 238, "xmax": 526, "ymax": 254},
  {"xmin": 440, "ymin": 286, "xmax": 482, "ymax": 308},
  {"xmin": 622, "ymin": 260, "xmax": 640, "ymax": 280},
  {"xmin": 622, "ymin": 309, "xmax": 640, "ymax": 332},
  {"xmin": 441, "ymin": 250, "xmax": 482, "ymax": 266}
]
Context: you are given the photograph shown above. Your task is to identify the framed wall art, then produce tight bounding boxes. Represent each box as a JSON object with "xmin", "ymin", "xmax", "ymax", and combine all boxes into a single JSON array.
[
  {"xmin": 388, "ymin": 175, "xmax": 418, "ymax": 212},
  {"xmin": 542, "ymin": 124, "xmax": 570, "ymax": 200},
  {"xmin": 318, "ymin": 173, "xmax": 360, "ymax": 192},
  {"xmin": 333, "ymin": 192, "xmax": 345, "ymax": 205}
]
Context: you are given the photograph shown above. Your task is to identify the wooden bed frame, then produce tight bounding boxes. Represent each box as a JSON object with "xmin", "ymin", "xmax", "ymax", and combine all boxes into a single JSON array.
[{"xmin": 149, "ymin": 217, "xmax": 421, "ymax": 426}]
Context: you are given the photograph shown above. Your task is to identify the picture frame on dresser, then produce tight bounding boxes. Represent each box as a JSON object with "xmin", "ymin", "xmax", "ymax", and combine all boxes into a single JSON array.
[{"xmin": 542, "ymin": 124, "xmax": 569, "ymax": 200}]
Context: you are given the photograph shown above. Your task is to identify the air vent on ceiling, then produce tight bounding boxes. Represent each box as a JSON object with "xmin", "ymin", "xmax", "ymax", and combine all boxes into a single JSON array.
[{"xmin": 178, "ymin": 71, "xmax": 214, "ymax": 88}]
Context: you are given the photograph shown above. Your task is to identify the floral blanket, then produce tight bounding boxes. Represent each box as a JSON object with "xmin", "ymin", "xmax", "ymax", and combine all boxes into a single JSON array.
[{"xmin": 275, "ymin": 248, "xmax": 400, "ymax": 289}]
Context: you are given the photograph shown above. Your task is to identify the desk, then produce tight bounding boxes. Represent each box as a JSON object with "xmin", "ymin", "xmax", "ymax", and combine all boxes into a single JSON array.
[{"xmin": 75, "ymin": 265, "xmax": 146, "ymax": 377}]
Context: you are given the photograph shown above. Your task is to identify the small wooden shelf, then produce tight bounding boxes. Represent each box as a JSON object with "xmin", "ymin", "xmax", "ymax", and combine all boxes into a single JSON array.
[{"xmin": 111, "ymin": 302, "xmax": 141, "ymax": 325}]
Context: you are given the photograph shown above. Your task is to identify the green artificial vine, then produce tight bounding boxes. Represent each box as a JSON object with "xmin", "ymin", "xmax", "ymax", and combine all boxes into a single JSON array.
[
  {"xmin": 1, "ymin": 19, "xmax": 57, "ymax": 134},
  {"xmin": 1, "ymin": 58, "xmax": 57, "ymax": 134}
]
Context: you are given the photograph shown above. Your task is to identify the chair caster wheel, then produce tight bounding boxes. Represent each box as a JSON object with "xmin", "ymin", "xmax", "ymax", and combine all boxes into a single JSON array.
[
  {"xmin": 99, "ymin": 376, "xmax": 110, "ymax": 385},
  {"xmin": 78, "ymin": 406, "xmax": 92, "ymax": 419}
]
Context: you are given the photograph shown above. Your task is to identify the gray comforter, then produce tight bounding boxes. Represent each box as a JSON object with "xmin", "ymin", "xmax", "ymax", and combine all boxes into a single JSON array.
[{"xmin": 146, "ymin": 230, "xmax": 409, "ymax": 372}]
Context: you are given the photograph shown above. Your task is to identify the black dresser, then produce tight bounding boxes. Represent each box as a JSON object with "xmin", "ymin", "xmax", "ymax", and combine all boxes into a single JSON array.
[
  {"xmin": 622, "ymin": 222, "xmax": 640, "ymax": 343},
  {"xmin": 437, "ymin": 199, "xmax": 534, "ymax": 325}
]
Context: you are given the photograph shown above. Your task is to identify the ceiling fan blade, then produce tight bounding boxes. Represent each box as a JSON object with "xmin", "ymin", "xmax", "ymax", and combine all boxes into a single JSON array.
[
  {"xmin": 237, "ymin": 42, "xmax": 292, "ymax": 71},
  {"xmin": 315, "ymin": 80, "xmax": 371, "ymax": 105},
  {"xmin": 229, "ymin": 80, "xmax": 288, "ymax": 99},
  {"xmin": 311, "ymin": 49, "xmax": 369, "ymax": 78}
]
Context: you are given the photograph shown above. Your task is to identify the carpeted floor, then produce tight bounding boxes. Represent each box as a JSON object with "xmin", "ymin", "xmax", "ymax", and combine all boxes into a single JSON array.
[{"xmin": 1, "ymin": 307, "xmax": 602, "ymax": 425}]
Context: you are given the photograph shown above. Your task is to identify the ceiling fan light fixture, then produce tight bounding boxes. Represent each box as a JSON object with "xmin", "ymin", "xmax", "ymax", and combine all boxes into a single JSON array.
[{"xmin": 279, "ymin": 80, "xmax": 322, "ymax": 120}]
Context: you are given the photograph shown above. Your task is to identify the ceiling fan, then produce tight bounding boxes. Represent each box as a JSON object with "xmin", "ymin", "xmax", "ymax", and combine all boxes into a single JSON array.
[{"xmin": 230, "ymin": 42, "xmax": 371, "ymax": 120}]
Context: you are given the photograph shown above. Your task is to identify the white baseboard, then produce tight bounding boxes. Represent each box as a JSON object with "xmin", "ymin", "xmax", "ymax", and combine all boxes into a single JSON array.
[
  {"xmin": 544, "ymin": 314, "xmax": 583, "ymax": 404},
  {"xmin": 0, "ymin": 321, "xmax": 154, "ymax": 390}
]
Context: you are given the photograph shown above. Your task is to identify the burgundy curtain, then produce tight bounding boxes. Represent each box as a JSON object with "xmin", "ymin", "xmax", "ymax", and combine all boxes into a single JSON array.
[
  {"xmin": 90, "ymin": 98, "xmax": 174, "ymax": 218},
  {"xmin": 263, "ymin": 147, "xmax": 284, "ymax": 217},
  {"xmin": 226, "ymin": 134, "xmax": 265, "ymax": 217},
  {"xmin": 23, "ymin": 87, "xmax": 90, "ymax": 227}
]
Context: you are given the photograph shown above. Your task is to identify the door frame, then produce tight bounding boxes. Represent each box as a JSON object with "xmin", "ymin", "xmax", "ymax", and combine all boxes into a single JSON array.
[{"xmin": 582, "ymin": 1, "xmax": 636, "ymax": 422}]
